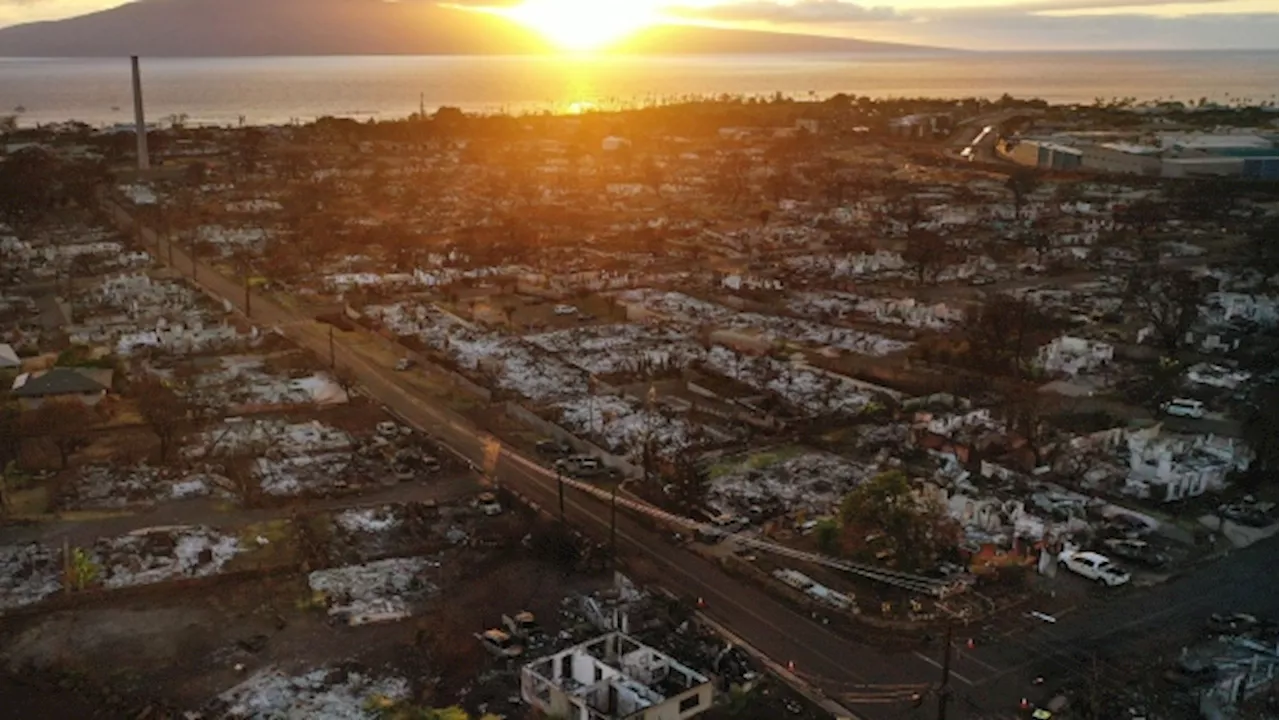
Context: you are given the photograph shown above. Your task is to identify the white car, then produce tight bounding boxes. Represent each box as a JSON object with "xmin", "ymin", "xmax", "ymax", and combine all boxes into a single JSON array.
[
  {"xmin": 1058, "ymin": 550, "xmax": 1131, "ymax": 587},
  {"xmin": 1161, "ymin": 398, "xmax": 1206, "ymax": 419},
  {"xmin": 553, "ymin": 304, "xmax": 577, "ymax": 316}
]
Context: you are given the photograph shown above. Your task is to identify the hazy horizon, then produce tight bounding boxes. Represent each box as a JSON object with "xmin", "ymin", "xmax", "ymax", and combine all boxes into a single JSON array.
[
  {"xmin": 0, "ymin": 0, "xmax": 1276, "ymax": 52},
  {"xmin": 4, "ymin": 51, "xmax": 1275, "ymax": 128}
]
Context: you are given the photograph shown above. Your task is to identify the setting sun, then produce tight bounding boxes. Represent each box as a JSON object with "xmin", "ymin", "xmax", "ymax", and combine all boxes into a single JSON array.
[{"xmin": 504, "ymin": 0, "xmax": 660, "ymax": 51}]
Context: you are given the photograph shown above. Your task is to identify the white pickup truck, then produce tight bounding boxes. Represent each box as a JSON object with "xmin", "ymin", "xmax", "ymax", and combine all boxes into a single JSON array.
[{"xmin": 1057, "ymin": 550, "xmax": 1131, "ymax": 587}]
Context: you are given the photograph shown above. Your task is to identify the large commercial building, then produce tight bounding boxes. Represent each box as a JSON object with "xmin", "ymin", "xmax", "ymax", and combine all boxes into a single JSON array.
[{"xmin": 1000, "ymin": 131, "xmax": 1278, "ymax": 179}]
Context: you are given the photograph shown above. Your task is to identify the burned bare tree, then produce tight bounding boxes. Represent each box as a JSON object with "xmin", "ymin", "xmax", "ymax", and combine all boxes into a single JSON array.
[
  {"xmin": 21, "ymin": 399, "xmax": 96, "ymax": 469},
  {"xmin": 961, "ymin": 294, "xmax": 1054, "ymax": 378},
  {"xmin": 716, "ymin": 153, "xmax": 751, "ymax": 206},
  {"xmin": 332, "ymin": 365, "xmax": 360, "ymax": 399},
  {"xmin": 998, "ymin": 382, "xmax": 1060, "ymax": 463},
  {"xmin": 135, "ymin": 376, "xmax": 190, "ymax": 463},
  {"xmin": 903, "ymin": 226, "xmax": 949, "ymax": 285},
  {"xmin": 1005, "ymin": 167, "xmax": 1040, "ymax": 221},
  {"xmin": 668, "ymin": 447, "xmax": 710, "ymax": 515},
  {"xmin": 1126, "ymin": 269, "xmax": 1206, "ymax": 352},
  {"xmin": 222, "ymin": 440, "xmax": 269, "ymax": 508}
]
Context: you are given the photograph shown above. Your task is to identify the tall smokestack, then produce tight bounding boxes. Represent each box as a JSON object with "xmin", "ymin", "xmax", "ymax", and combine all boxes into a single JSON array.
[{"xmin": 131, "ymin": 56, "xmax": 150, "ymax": 171}]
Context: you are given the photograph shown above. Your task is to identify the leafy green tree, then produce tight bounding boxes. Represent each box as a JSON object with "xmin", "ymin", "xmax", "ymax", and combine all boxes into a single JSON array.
[
  {"xmin": 814, "ymin": 519, "xmax": 839, "ymax": 554},
  {"xmin": 838, "ymin": 471, "xmax": 957, "ymax": 571},
  {"xmin": 68, "ymin": 547, "xmax": 99, "ymax": 590}
]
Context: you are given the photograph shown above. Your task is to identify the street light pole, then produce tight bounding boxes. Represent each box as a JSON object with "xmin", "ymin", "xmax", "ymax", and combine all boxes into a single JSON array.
[
  {"xmin": 328, "ymin": 325, "xmax": 335, "ymax": 368},
  {"xmin": 937, "ymin": 622, "xmax": 953, "ymax": 720},
  {"xmin": 243, "ymin": 271, "xmax": 251, "ymax": 318}
]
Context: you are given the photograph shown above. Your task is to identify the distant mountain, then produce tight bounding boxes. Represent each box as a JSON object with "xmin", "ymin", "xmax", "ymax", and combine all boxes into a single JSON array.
[{"xmin": 0, "ymin": 0, "xmax": 933, "ymax": 57}]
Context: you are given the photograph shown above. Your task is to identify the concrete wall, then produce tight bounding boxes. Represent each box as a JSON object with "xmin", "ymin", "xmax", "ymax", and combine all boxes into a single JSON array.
[
  {"xmin": 1080, "ymin": 145, "xmax": 1162, "ymax": 176},
  {"xmin": 1162, "ymin": 157, "xmax": 1245, "ymax": 178},
  {"xmin": 644, "ymin": 685, "xmax": 713, "ymax": 720},
  {"xmin": 1199, "ymin": 515, "xmax": 1279, "ymax": 549}
]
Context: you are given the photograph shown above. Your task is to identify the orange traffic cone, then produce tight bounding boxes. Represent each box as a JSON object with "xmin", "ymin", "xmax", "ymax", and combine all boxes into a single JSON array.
[
  {"xmin": 787, "ymin": 660, "xmax": 796, "ymax": 673},
  {"xmin": 696, "ymin": 597, "xmax": 706, "ymax": 609},
  {"xmin": 1020, "ymin": 697, "xmax": 1031, "ymax": 711},
  {"xmin": 966, "ymin": 637, "xmax": 976, "ymax": 650}
]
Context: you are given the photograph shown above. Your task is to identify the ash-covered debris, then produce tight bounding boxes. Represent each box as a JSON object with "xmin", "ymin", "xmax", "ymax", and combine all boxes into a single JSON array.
[
  {"xmin": 0, "ymin": 543, "xmax": 63, "ymax": 613},
  {"xmin": 708, "ymin": 450, "xmax": 878, "ymax": 517},
  {"xmin": 94, "ymin": 525, "xmax": 242, "ymax": 589},
  {"xmin": 205, "ymin": 664, "xmax": 410, "ymax": 720},
  {"xmin": 307, "ymin": 556, "xmax": 439, "ymax": 626}
]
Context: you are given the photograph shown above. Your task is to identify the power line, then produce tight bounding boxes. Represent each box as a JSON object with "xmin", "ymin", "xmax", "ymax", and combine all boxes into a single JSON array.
[{"xmin": 508, "ymin": 452, "xmax": 952, "ymax": 595}]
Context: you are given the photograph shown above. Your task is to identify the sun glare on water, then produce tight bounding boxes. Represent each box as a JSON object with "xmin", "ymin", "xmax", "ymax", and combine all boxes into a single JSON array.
[{"xmin": 506, "ymin": 0, "xmax": 659, "ymax": 51}]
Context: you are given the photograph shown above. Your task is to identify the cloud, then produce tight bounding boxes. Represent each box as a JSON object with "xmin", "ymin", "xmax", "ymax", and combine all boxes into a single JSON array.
[
  {"xmin": 901, "ymin": 9, "xmax": 1279, "ymax": 49},
  {"xmin": 667, "ymin": 0, "xmax": 904, "ymax": 24}
]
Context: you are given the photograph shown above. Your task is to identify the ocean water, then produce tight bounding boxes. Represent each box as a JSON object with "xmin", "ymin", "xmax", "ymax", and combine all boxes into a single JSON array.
[{"xmin": 0, "ymin": 51, "xmax": 1275, "ymax": 127}]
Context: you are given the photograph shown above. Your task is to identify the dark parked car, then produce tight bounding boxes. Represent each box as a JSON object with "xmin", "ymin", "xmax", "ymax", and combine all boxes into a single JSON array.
[
  {"xmin": 1101, "ymin": 538, "xmax": 1170, "ymax": 568},
  {"xmin": 535, "ymin": 439, "xmax": 573, "ymax": 457}
]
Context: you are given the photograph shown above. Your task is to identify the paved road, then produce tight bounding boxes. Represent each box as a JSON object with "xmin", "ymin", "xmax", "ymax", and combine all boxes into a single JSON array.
[
  {"xmin": 952, "ymin": 539, "xmax": 1278, "ymax": 716},
  {"xmin": 132, "ymin": 210, "xmax": 1017, "ymax": 717},
  {"xmin": 120, "ymin": 203, "xmax": 1277, "ymax": 720},
  {"xmin": 120, "ymin": 209, "xmax": 945, "ymax": 718}
]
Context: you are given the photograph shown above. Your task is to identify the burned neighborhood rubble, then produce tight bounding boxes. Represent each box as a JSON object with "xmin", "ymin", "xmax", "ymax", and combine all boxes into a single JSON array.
[{"xmin": 1, "ymin": 93, "xmax": 1276, "ymax": 720}]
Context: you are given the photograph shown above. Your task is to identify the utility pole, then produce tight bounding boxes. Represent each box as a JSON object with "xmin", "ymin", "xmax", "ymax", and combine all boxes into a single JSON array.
[
  {"xmin": 557, "ymin": 467, "xmax": 565, "ymax": 521},
  {"xmin": 243, "ymin": 271, "xmax": 251, "ymax": 318},
  {"xmin": 609, "ymin": 483, "xmax": 618, "ymax": 567},
  {"xmin": 937, "ymin": 622, "xmax": 953, "ymax": 720},
  {"xmin": 328, "ymin": 325, "xmax": 335, "ymax": 368}
]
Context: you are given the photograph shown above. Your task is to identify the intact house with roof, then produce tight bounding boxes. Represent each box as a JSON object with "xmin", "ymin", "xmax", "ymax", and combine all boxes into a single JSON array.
[
  {"xmin": 10, "ymin": 367, "xmax": 111, "ymax": 409},
  {"xmin": 521, "ymin": 632, "xmax": 713, "ymax": 720}
]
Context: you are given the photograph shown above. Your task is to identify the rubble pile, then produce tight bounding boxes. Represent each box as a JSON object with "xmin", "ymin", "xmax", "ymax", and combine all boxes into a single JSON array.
[
  {"xmin": 181, "ymin": 356, "xmax": 348, "ymax": 409},
  {"xmin": 209, "ymin": 665, "xmax": 410, "ymax": 720},
  {"xmin": 525, "ymin": 323, "xmax": 705, "ymax": 376},
  {"xmin": 326, "ymin": 502, "xmax": 444, "ymax": 562},
  {"xmin": 62, "ymin": 465, "xmax": 168, "ymax": 509},
  {"xmin": 555, "ymin": 394, "xmax": 693, "ymax": 458},
  {"xmin": 445, "ymin": 329, "xmax": 586, "ymax": 402},
  {"xmin": 708, "ymin": 451, "xmax": 876, "ymax": 517},
  {"xmin": 0, "ymin": 543, "xmax": 63, "ymax": 613},
  {"xmin": 703, "ymin": 346, "xmax": 872, "ymax": 416},
  {"xmin": 254, "ymin": 453, "xmax": 356, "ymax": 496},
  {"xmin": 308, "ymin": 557, "xmax": 438, "ymax": 625},
  {"xmin": 94, "ymin": 525, "xmax": 242, "ymax": 589}
]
